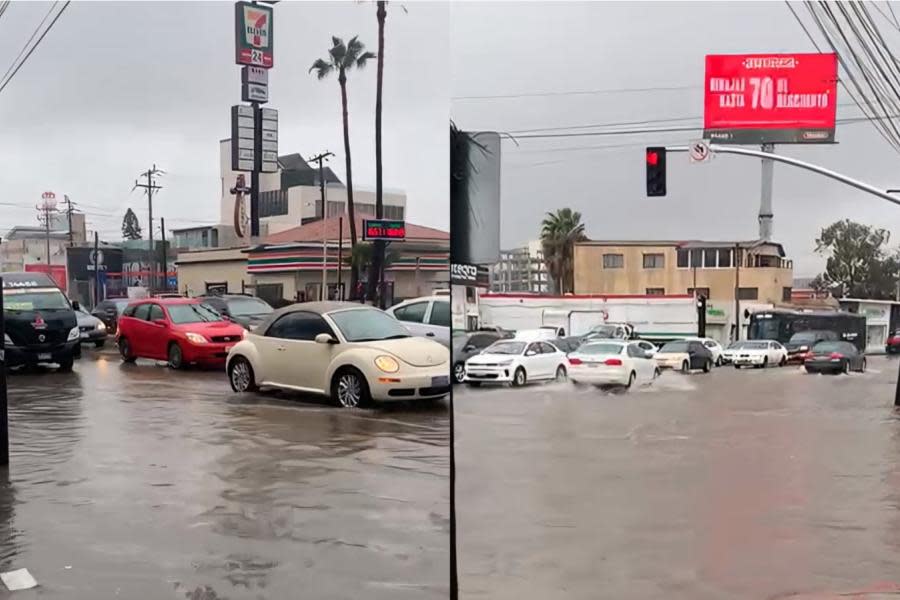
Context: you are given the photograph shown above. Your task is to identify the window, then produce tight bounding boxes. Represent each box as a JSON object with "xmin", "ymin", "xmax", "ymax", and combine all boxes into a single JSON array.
[
  {"xmin": 266, "ymin": 311, "xmax": 333, "ymax": 341},
  {"xmin": 643, "ymin": 253, "xmax": 664, "ymax": 269},
  {"xmin": 133, "ymin": 303, "xmax": 151, "ymax": 321},
  {"xmin": 703, "ymin": 249, "xmax": 718, "ymax": 268},
  {"xmin": 688, "ymin": 287, "xmax": 710, "ymax": 298},
  {"xmin": 602, "ymin": 254, "xmax": 624, "ymax": 269},
  {"xmin": 782, "ymin": 287, "xmax": 792, "ymax": 302},
  {"xmin": 259, "ymin": 190, "xmax": 288, "ymax": 217},
  {"xmin": 123, "ymin": 304, "xmax": 137, "ymax": 317},
  {"xmin": 329, "ymin": 308, "xmax": 411, "ymax": 342},
  {"xmin": 148, "ymin": 304, "xmax": 165, "ymax": 322},
  {"xmin": 627, "ymin": 344, "xmax": 642, "ymax": 358},
  {"xmin": 646, "ymin": 288, "xmax": 665, "ymax": 296},
  {"xmin": 394, "ymin": 301, "xmax": 428, "ymax": 323},
  {"xmin": 718, "ymin": 249, "xmax": 733, "ymax": 268},
  {"xmin": 167, "ymin": 303, "xmax": 223, "ymax": 324},
  {"xmin": 738, "ymin": 287, "xmax": 759, "ymax": 300},
  {"xmin": 205, "ymin": 282, "xmax": 228, "ymax": 294},
  {"xmin": 526, "ymin": 343, "xmax": 541, "ymax": 355},
  {"xmin": 470, "ymin": 334, "xmax": 497, "ymax": 349},
  {"xmin": 428, "ymin": 300, "xmax": 451, "ymax": 327},
  {"xmin": 690, "ymin": 250, "xmax": 702, "ymax": 268},
  {"xmin": 255, "ymin": 283, "xmax": 284, "ymax": 306},
  {"xmin": 677, "ymin": 249, "xmax": 689, "ymax": 268}
]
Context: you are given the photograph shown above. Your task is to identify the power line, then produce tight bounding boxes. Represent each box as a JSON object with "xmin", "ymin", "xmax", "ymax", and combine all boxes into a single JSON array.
[
  {"xmin": 0, "ymin": 1, "xmax": 70, "ymax": 96},
  {"xmin": 452, "ymin": 84, "xmax": 699, "ymax": 101},
  {"xmin": 0, "ymin": 1, "xmax": 58, "ymax": 87},
  {"xmin": 0, "ymin": 1, "xmax": 12, "ymax": 22}
]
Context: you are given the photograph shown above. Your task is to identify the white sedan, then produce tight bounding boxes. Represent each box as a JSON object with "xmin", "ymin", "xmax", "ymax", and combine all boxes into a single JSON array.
[
  {"xmin": 465, "ymin": 339, "xmax": 567, "ymax": 387},
  {"xmin": 567, "ymin": 340, "xmax": 660, "ymax": 389},
  {"xmin": 226, "ymin": 302, "xmax": 450, "ymax": 408},
  {"xmin": 732, "ymin": 340, "xmax": 788, "ymax": 369}
]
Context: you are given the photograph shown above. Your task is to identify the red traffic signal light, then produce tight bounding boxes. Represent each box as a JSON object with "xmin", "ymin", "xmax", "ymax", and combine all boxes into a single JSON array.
[{"xmin": 646, "ymin": 146, "xmax": 666, "ymax": 197}]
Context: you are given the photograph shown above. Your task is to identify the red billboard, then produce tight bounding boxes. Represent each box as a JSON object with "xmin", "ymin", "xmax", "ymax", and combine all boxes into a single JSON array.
[
  {"xmin": 703, "ymin": 53, "xmax": 838, "ymax": 144},
  {"xmin": 25, "ymin": 264, "xmax": 67, "ymax": 292}
]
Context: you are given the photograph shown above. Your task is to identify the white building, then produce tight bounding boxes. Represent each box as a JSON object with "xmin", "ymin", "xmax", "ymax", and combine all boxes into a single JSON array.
[
  {"xmin": 838, "ymin": 298, "xmax": 900, "ymax": 353},
  {"xmin": 217, "ymin": 140, "xmax": 406, "ymax": 236},
  {"xmin": 490, "ymin": 240, "xmax": 550, "ymax": 293}
]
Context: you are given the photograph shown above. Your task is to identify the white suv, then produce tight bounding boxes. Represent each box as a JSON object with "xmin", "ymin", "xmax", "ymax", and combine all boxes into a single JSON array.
[{"xmin": 386, "ymin": 295, "xmax": 451, "ymax": 347}]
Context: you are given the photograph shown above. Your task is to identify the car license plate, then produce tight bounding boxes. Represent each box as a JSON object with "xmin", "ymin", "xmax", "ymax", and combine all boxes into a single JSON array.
[
  {"xmin": 431, "ymin": 375, "xmax": 449, "ymax": 386},
  {"xmin": 38, "ymin": 353, "xmax": 51, "ymax": 361},
  {"xmin": 587, "ymin": 363, "xmax": 598, "ymax": 368}
]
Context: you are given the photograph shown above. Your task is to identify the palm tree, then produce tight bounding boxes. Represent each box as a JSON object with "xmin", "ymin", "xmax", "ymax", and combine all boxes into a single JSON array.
[
  {"xmin": 540, "ymin": 208, "xmax": 587, "ymax": 294},
  {"xmin": 368, "ymin": 2, "xmax": 388, "ymax": 306},
  {"xmin": 310, "ymin": 36, "xmax": 376, "ymax": 299}
]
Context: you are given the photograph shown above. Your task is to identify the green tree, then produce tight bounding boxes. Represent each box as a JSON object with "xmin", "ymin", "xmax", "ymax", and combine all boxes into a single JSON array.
[
  {"xmin": 310, "ymin": 36, "xmax": 376, "ymax": 300},
  {"xmin": 367, "ymin": 1, "xmax": 388, "ymax": 306},
  {"xmin": 540, "ymin": 208, "xmax": 587, "ymax": 294},
  {"xmin": 813, "ymin": 219, "xmax": 900, "ymax": 299},
  {"xmin": 121, "ymin": 208, "xmax": 142, "ymax": 240}
]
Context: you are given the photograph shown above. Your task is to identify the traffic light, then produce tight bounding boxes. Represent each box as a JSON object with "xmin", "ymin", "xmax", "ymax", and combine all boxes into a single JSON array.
[
  {"xmin": 696, "ymin": 294, "xmax": 707, "ymax": 338},
  {"xmin": 646, "ymin": 146, "xmax": 666, "ymax": 197}
]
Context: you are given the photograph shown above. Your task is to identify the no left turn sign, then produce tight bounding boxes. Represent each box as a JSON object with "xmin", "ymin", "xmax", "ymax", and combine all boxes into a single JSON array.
[{"xmin": 689, "ymin": 140, "xmax": 710, "ymax": 162}]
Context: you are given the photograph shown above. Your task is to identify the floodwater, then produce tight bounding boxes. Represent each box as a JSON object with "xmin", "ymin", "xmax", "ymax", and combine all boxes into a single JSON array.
[
  {"xmin": 456, "ymin": 357, "xmax": 900, "ymax": 600},
  {"xmin": 0, "ymin": 349, "xmax": 448, "ymax": 599}
]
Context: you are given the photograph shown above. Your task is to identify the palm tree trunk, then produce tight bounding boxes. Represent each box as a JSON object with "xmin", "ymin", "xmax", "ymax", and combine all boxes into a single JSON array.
[
  {"xmin": 368, "ymin": 0, "xmax": 387, "ymax": 306},
  {"xmin": 339, "ymin": 69, "xmax": 360, "ymax": 299}
]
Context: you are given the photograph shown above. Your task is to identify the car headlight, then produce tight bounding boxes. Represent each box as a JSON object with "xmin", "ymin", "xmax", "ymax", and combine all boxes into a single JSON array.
[
  {"xmin": 496, "ymin": 359, "xmax": 513, "ymax": 366},
  {"xmin": 97, "ymin": 321, "xmax": 106, "ymax": 332},
  {"xmin": 374, "ymin": 355, "xmax": 400, "ymax": 373},
  {"xmin": 3, "ymin": 334, "xmax": 11, "ymax": 345},
  {"xmin": 185, "ymin": 332, "xmax": 208, "ymax": 344},
  {"xmin": 799, "ymin": 345, "xmax": 808, "ymax": 351},
  {"xmin": 67, "ymin": 326, "xmax": 80, "ymax": 341}
]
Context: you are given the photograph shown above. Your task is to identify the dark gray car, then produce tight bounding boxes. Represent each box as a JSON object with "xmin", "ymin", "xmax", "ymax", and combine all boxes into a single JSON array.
[
  {"xmin": 452, "ymin": 331, "xmax": 504, "ymax": 383},
  {"xmin": 199, "ymin": 295, "xmax": 274, "ymax": 330}
]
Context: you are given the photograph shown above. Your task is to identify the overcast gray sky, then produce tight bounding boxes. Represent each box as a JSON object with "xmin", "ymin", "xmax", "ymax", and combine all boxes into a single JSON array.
[
  {"xmin": 0, "ymin": 1, "xmax": 448, "ymax": 239},
  {"xmin": 451, "ymin": 1, "xmax": 900, "ymax": 277}
]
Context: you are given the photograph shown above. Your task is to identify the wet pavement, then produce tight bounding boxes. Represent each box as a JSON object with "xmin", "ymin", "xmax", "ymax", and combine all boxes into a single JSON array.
[
  {"xmin": 456, "ymin": 356, "xmax": 900, "ymax": 600},
  {"xmin": 0, "ymin": 348, "xmax": 448, "ymax": 599}
]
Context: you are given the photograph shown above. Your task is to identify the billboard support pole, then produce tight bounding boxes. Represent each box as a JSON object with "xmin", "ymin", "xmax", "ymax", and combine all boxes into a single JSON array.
[{"xmin": 759, "ymin": 143, "xmax": 775, "ymax": 241}]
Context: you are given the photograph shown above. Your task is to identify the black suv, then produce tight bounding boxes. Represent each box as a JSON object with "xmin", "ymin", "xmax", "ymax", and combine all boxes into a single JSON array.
[
  {"xmin": 198, "ymin": 294, "xmax": 274, "ymax": 330},
  {"xmin": 2, "ymin": 272, "xmax": 79, "ymax": 371}
]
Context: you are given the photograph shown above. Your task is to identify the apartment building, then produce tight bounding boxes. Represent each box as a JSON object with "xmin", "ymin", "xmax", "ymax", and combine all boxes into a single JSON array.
[{"xmin": 491, "ymin": 240, "xmax": 550, "ymax": 293}]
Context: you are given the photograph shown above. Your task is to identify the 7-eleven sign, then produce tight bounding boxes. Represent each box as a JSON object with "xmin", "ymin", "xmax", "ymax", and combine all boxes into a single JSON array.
[{"xmin": 235, "ymin": 1, "xmax": 274, "ymax": 68}]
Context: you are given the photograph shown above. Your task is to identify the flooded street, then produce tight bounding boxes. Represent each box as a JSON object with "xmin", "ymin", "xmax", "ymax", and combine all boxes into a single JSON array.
[
  {"xmin": 456, "ymin": 356, "xmax": 900, "ymax": 600},
  {"xmin": 0, "ymin": 349, "xmax": 448, "ymax": 600}
]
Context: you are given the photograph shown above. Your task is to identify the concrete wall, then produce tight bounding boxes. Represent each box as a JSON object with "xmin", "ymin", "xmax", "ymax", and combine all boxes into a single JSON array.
[{"xmin": 574, "ymin": 243, "xmax": 792, "ymax": 305}]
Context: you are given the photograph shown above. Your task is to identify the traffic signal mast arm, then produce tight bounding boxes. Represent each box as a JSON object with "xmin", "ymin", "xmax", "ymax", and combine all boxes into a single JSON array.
[{"xmin": 664, "ymin": 144, "xmax": 900, "ymax": 207}]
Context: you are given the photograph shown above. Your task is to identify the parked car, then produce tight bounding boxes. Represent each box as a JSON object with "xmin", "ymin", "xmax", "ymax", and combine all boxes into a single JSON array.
[
  {"xmin": 732, "ymin": 340, "xmax": 787, "ymax": 369},
  {"xmin": 785, "ymin": 330, "xmax": 839, "ymax": 363},
  {"xmin": 583, "ymin": 323, "xmax": 634, "ymax": 341},
  {"xmin": 567, "ymin": 340, "xmax": 660, "ymax": 389},
  {"xmin": 464, "ymin": 339, "xmax": 567, "ymax": 387},
  {"xmin": 804, "ymin": 340, "xmax": 866, "ymax": 374},
  {"xmin": 116, "ymin": 298, "xmax": 246, "ymax": 369},
  {"xmin": 226, "ymin": 302, "xmax": 449, "ymax": 408},
  {"xmin": 199, "ymin": 294, "xmax": 274, "ymax": 331},
  {"xmin": 514, "ymin": 328, "xmax": 561, "ymax": 342},
  {"xmin": 887, "ymin": 330, "xmax": 900, "ymax": 354},
  {"xmin": 452, "ymin": 330, "xmax": 504, "ymax": 384},
  {"xmin": 76, "ymin": 309, "xmax": 108, "ymax": 348},
  {"xmin": 386, "ymin": 295, "xmax": 450, "ymax": 347},
  {"xmin": 91, "ymin": 298, "xmax": 131, "ymax": 334},
  {"xmin": 654, "ymin": 340, "xmax": 714, "ymax": 373}
]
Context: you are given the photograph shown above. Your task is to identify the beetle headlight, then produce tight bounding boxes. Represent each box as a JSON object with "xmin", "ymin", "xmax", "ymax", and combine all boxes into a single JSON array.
[
  {"xmin": 374, "ymin": 355, "xmax": 400, "ymax": 373},
  {"xmin": 67, "ymin": 326, "xmax": 80, "ymax": 341}
]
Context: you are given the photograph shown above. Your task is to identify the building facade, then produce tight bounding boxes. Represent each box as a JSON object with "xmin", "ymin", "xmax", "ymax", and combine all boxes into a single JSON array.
[
  {"xmin": 574, "ymin": 239, "xmax": 794, "ymax": 341},
  {"xmin": 491, "ymin": 240, "xmax": 550, "ymax": 293}
]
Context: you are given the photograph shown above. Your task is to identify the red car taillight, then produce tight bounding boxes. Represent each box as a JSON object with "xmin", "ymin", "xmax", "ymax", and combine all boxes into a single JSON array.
[
  {"xmin": 604, "ymin": 358, "xmax": 623, "ymax": 366},
  {"xmin": 830, "ymin": 352, "xmax": 844, "ymax": 359},
  {"xmin": 568, "ymin": 357, "xmax": 582, "ymax": 365}
]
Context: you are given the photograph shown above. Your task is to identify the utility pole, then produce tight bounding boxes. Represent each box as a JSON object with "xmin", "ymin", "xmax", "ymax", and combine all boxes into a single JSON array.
[
  {"xmin": 734, "ymin": 243, "xmax": 741, "ymax": 343},
  {"xmin": 63, "ymin": 195, "xmax": 74, "ymax": 247},
  {"xmin": 759, "ymin": 143, "xmax": 775, "ymax": 241},
  {"xmin": 309, "ymin": 152, "xmax": 334, "ymax": 301},
  {"xmin": 160, "ymin": 217, "xmax": 167, "ymax": 293},
  {"xmin": 133, "ymin": 165, "xmax": 164, "ymax": 292},
  {"xmin": 0, "ymin": 276, "xmax": 7, "ymax": 467},
  {"xmin": 36, "ymin": 192, "xmax": 58, "ymax": 269},
  {"xmin": 93, "ymin": 231, "xmax": 99, "ymax": 307}
]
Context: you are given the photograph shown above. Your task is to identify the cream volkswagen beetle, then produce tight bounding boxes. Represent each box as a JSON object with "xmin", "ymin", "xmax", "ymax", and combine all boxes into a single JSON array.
[{"xmin": 226, "ymin": 302, "xmax": 450, "ymax": 408}]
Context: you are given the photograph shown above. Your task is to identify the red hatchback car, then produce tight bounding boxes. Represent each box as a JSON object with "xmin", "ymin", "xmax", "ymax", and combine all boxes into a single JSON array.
[{"xmin": 116, "ymin": 298, "xmax": 246, "ymax": 368}]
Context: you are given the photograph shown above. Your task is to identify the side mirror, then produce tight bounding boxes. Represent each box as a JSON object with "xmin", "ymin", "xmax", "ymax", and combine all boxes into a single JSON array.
[
  {"xmin": 525, "ymin": 350, "xmax": 537, "ymax": 357},
  {"xmin": 72, "ymin": 300, "xmax": 80, "ymax": 311},
  {"xmin": 315, "ymin": 333, "xmax": 337, "ymax": 344},
  {"xmin": 463, "ymin": 345, "xmax": 475, "ymax": 352},
  {"xmin": 153, "ymin": 319, "xmax": 168, "ymax": 327}
]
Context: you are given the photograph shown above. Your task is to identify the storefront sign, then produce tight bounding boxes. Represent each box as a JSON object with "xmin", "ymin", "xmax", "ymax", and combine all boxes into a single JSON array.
[
  {"xmin": 235, "ymin": 1, "xmax": 274, "ymax": 68},
  {"xmin": 450, "ymin": 263, "xmax": 490, "ymax": 288},
  {"xmin": 363, "ymin": 219, "xmax": 406, "ymax": 241}
]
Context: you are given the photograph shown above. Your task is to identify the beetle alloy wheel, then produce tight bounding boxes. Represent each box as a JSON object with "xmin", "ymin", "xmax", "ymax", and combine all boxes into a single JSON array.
[
  {"xmin": 231, "ymin": 360, "xmax": 252, "ymax": 392},
  {"xmin": 337, "ymin": 373, "xmax": 362, "ymax": 408},
  {"xmin": 453, "ymin": 362, "xmax": 466, "ymax": 383}
]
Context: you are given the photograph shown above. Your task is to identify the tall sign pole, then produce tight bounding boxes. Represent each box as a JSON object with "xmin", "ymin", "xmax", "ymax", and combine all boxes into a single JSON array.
[
  {"xmin": 233, "ymin": 1, "xmax": 276, "ymax": 246},
  {"xmin": 0, "ymin": 277, "xmax": 7, "ymax": 467}
]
